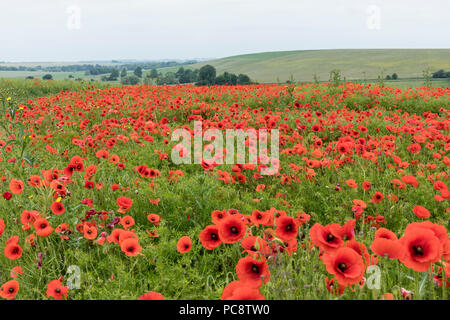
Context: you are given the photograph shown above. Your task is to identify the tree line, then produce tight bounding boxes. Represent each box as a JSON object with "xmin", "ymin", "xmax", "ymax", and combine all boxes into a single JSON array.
[
  {"xmin": 432, "ymin": 69, "xmax": 450, "ymax": 78},
  {"xmin": 1, "ymin": 60, "xmax": 196, "ymax": 74},
  {"xmin": 152, "ymin": 65, "xmax": 251, "ymax": 86}
]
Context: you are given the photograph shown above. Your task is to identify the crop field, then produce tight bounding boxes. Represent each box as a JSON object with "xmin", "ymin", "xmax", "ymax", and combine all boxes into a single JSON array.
[
  {"xmin": 0, "ymin": 79, "xmax": 449, "ymax": 300},
  {"xmin": 191, "ymin": 49, "xmax": 450, "ymax": 83}
]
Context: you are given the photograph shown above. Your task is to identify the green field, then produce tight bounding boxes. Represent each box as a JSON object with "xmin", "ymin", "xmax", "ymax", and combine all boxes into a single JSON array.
[
  {"xmin": 2, "ymin": 49, "xmax": 450, "ymax": 88},
  {"xmin": 190, "ymin": 49, "xmax": 450, "ymax": 83}
]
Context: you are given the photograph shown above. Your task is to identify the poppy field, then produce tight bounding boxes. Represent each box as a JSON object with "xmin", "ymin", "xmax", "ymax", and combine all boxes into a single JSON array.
[{"xmin": 0, "ymin": 81, "xmax": 449, "ymax": 300}]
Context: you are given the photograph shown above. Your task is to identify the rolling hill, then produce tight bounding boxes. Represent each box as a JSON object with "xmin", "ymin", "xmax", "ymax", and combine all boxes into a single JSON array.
[{"xmin": 190, "ymin": 49, "xmax": 450, "ymax": 83}]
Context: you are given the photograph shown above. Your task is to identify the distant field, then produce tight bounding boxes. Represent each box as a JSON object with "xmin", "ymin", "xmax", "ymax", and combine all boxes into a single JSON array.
[
  {"xmin": 2, "ymin": 49, "xmax": 450, "ymax": 89},
  {"xmin": 190, "ymin": 49, "xmax": 450, "ymax": 83},
  {"xmin": 0, "ymin": 70, "xmax": 100, "ymax": 81}
]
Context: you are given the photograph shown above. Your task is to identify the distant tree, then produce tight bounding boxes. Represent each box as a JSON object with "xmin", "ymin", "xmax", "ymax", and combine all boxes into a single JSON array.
[
  {"xmin": 215, "ymin": 74, "xmax": 226, "ymax": 85},
  {"xmin": 179, "ymin": 69, "xmax": 195, "ymax": 84},
  {"xmin": 150, "ymin": 68, "xmax": 159, "ymax": 79},
  {"xmin": 144, "ymin": 73, "xmax": 153, "ymax": 85},
  {"xmin": 42, "ymin": 74, "xmax": 53, "ymax": 80},
  {"xmin": 157, "ymin": 72, "xmax": 178, "ymax": 85},
  {"xmin": 121, "ymin": 75, "xmax": 141, "ymax": 85},
  {"xmin": 237, "ymin": 73, "xmax": 251, "ymax": 85},
  {"xmin": 68, "ymin": 74, "xmax": 74, "ymax": 78},
  {"xmin": 120, "ymin": 68, "xmax": 127, "ymax": 78},
  {"xmin": 385, "ymin": 75, "xmax": 392, "ymax": 80},
  {"xmin": 107, "ymin": 69, "xmax": 120, "ymax": 81},
  {"xmin": 196, "ymin": 65, "xmax": 216, "ymax": 85},
  {"xmin": 392, "ymin": 73, "xmax": 398, "ymax": 80},
  {"xmin": 25, "ymin": 76, "xmax": 34, "ymax": 79},
  {"xmin": 432, "ymin": 69, "xmax": 446, "ymax": 78},
  {"xmin": 175, "ymin": 67, "xmax": 185, "ymax": 79},
  {"xmin": 134, "ymin": 66, "xmax": 143, "ymax": 78},
  {"xmin": 215, "ymin": 72, "xmax": 238, "ymax": 85}
]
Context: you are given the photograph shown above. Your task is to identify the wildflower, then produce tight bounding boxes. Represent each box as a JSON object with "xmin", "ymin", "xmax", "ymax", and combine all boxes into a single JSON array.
[
  {"xmin": 120, "ymin": 238, "xmax": 142, "ymax": 257},
  {"xmin": 9, "ymin": 179, "xmax": 24, "ymax": 195},
  {"xmin": 235, "ymin": 256, "xmax": 270, "ymax": 288},
  {"xmin": 199, "ymin": 225, "xmax": 222, "ymax": 250},
  {"xmin": 138, "ymin": 291, "xmax": 164, "ymax": 300},
  {"xmin": 46, "ymin": 279, "xmax": 68, "ymax": 300},
  {"xmin": 323, "ymin": 247, "xmax": 365, "ymax": 286},
  {"xmin": 218, "ymin": 215, "xmax": 247, "ymax": 244},
  {"xmin": 0, "ymin": 280, "xmax": 19, "ymax": 299},
  {"xmin": 176, "ymin": 236, "xmax": 192, "ymax": 254}
]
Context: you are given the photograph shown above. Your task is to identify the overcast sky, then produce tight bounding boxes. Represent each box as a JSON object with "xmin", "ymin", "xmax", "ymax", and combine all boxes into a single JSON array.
[{"xmin": 0, "ymin": 0, "xmax": 449, "ymax": 62}]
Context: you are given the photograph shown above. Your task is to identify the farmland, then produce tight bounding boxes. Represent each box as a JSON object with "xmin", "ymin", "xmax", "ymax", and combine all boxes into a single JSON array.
[
  {"xmin": 0, "ymin": 79, "xmax": 448, "ymax": 300},
  {"xmin": 190, "ymin": 49, "xmax": 450, "ymax": 83},
  {"xmin": 3, "ymin": 50, "xmax": 450, "ymax": 89}
]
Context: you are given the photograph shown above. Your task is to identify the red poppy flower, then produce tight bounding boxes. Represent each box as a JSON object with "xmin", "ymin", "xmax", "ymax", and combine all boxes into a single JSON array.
[
  {"xmin": 120, "ymin": 238, "xmax": 142, "ymax": 257},
  {"xmin": 344, "ymin": 239, "xmax": 371, "ymax": 266},
  {"xmin": 371, "ymin": 192, "xmax": 384, "ymax": 203},
  {"xmin": 399, "ymin": 228, "xmax": 442, "ymax": 272},
  {"xmin": 0, "ymin": 219, "xmax": 5, "ymax": 236},
  {"xmin": 404, "ymin": 221, "xmax": 448, "ymax": 244},
  {"xmin": 10, "ymin": 266, "xmax": 23, "ymax": 278},
  {"xmin": 107, "ymin": 228, "xmax": 124, "ymax": 244},
  {"xmin": 323, "ymin": 247, "xmax": 365, "ymax": 286},
  {"xmin": 199, "ymin": 225, "xmax": 222, "ymax": 250},
  {"xmin": 362, "ymin": 181, "xmax": 371, "ymax": 191},
  {"xmin": 412, "ymin": 205, "xmax": 430, "ymax": 219},
  {"xmin": 51, "ymin": 201, "xmax": 65, "ymax": 215},
  {"xmin": 118, "ymin": 230, "xmax": 139, "ymax": 244},
  {"xmin": 27, "ymin": 175, "xmax": 42, "ymax": 187},
  {"xmin": 221, "ymin": 280, "xmax": 264, "ymax": 300},
  {"xmin": 0, "ymin": 280, "xmax": 19, "ymax": 299},
  {"xmin": 235, "ymin": 256, "xmax": 270, "ymax": 288},
  {"xmin": 4, "ymin": 242, "xmax": 22, "ymax": 260},
  {"xmin": 224, "ymin": 286, "xmax": 265, "ymax": 300},
  {"xmin": 310, "ymin": 223, "xmax": 343, "ymax": 253},
  {"xmin": 275, "ymin": 215, "xmax": 298, "ymax": 242},
  {"xmin": 46, "ymin": 279, "xmax": 69, "ymax": 300},
  {"xmin": 345, "ymin": 179, "xmax": 358, "ymax": 189},
  {"xmin": 177, "ymin": 236, "xmax": 192, "ymax": 254},
  {"xmin": 116, "ymin": 196, "xmax": 133, "ymax": 214},
  {"xmin": 147, "ymin": 213, "xmax": 161, "ymax": 225},
  {"xmin": 83, "ymin": 225, "xmax": 98, "ymax": 240},
  {"xmin": 370, "ymin": 238, "xmax": 405, "ymax": 259},
  {"xmin": 120, "ymin": 216, "xmax": 135, "ymax": 229},
  {"xmin": 401, "ymin": 175, "xmax": 419, "ymax": 188},
  {"xmin": 335, "ymin": 220, "xmax": 356, "ymax": 241},
  {"xmin": 375, "ymin": 228, "xmax": 398, "ymax": 241},
  {"xmin": 3, "ymin": 192, "xmax": 12, "ymax": 200},
  {"xmin": 34, "ymin": 218, "xmax": 53, "ymax": 237},
  {"xmin": 218, "ymin": 215, "xmax": 247, "ymax": 244},
  {"xmin": 9, "ymin": 179, "xmax": 24, "ymax": 195},
  {"xmin": 138, "ymin": 291, "xmax": 164, "ymax": 300},
  {"xmin": 211, "ymin": 210, "xmax": 228, "ymax": 225},
  {"xmin": 251, "ymin": 210, "xmax": 270, "ymax": 227},
  {"xmin": 241, "ymin": 236, "xmax": 269, "ymax": 255}
]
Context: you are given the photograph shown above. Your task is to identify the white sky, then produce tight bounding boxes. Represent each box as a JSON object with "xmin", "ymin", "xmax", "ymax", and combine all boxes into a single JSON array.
[{"xmin": 0, "ymin": 0, "xmax": 449, "ymax": 62}]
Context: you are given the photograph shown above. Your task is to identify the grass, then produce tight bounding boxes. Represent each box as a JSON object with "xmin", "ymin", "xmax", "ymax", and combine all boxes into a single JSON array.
[
  {"xmin": 190, "ymin": 49, "xmax": 450, "ymax": 83},
  {"xmin": 0, "ymin": 78, "xmax": 112, "ymax": 103}
]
